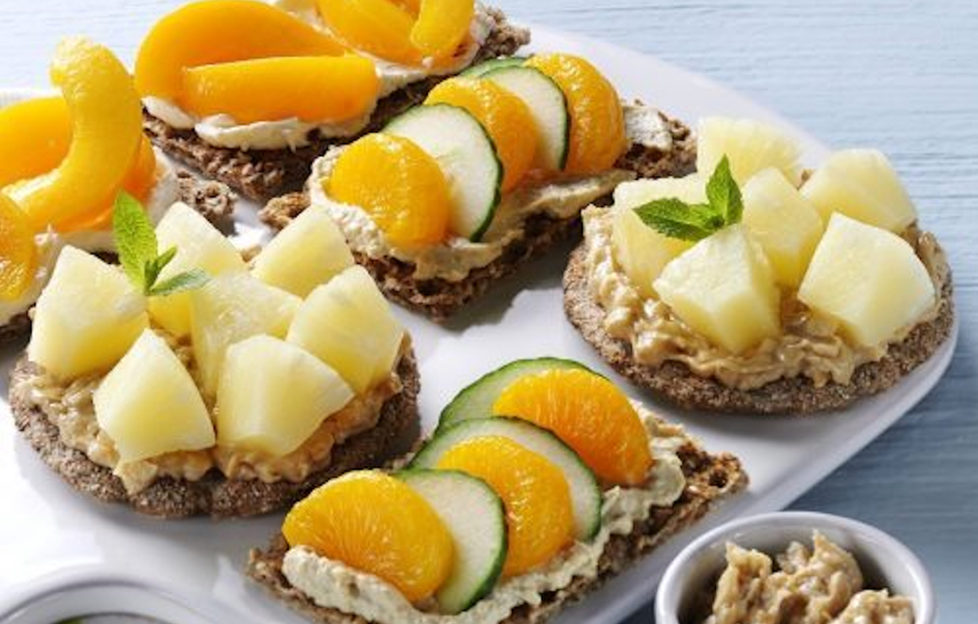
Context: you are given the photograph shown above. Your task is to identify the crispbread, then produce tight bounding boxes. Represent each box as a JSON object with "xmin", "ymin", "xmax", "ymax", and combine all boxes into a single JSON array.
[
  {"xmin": 562, "ymin": 238, "xmax": 955, "ymax": 414},
  {"xmin": 8, "ymin": 349, "xmax": 420, "ymax": 518},
  {"xmin": 246, "ymin": 417, "xmax": 746, "ymax": 624},
  {"xmin": 143, "ymin": 8, "xmax": 530, "ymax": 202},
  {"xmin": 259, "ymin": 113, "xmax": 697, "ymax": 321},
  {"xmin": 0, "ymin": 171, "xmax": 235, "ymax": 346}
]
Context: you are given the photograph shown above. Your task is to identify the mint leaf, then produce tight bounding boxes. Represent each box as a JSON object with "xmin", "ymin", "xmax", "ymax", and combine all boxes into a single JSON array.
[
  {"xmin": 705, "ymin": 156, "xmax": 743, "ymax": 225},
  {"xmin": 634, "ymin": 199, "xmax": 716, "ymax": 241},
  {"xmin": 113, "ymin": 191, "xmax": 158, "ymax": 288},
  {"xmin": 149, "ymin": 269, "xmax": 210, "ymax": 297},
  {"xmin": 144, "ymin": 246, "xmax": 177, "ymax": 288}
]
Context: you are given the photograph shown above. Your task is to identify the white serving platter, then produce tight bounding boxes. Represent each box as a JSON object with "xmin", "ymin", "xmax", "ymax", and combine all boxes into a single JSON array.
[{"xmin": 0, "ymin": 25, "xmax": 958, "ymax": 624}]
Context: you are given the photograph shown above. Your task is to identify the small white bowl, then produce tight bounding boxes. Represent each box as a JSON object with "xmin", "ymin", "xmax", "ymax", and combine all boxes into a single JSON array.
[{"xmin": 655, "ymin": 511, "xmax": 935, "ymax": 624}]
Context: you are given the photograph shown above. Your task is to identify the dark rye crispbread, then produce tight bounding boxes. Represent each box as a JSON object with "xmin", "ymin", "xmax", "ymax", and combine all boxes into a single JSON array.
[
  {"xmin": 8, "ymin": 349, "xmax": 420, "ymax": 518},
  {"xmin": 246, "ymin": 420, "xmax": 746, "ymax": 624},
  {"xmin": 259, "ymin": 112, "xmax": 697, "ymax": 321},
  {"xmin": 563, "ymin": 238, "xmax": 955, "ymax": 415},
  {"xmin": 143, "ymin": 8, "xmax": 530, "ymax": 202},
  {"xmin": 0, "ymin": 171, "xmax": 235, "ymax": 347}
]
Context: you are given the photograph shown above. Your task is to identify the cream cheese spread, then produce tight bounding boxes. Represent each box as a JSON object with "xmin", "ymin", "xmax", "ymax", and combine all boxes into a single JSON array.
[
  {"xmin": 0, "ymin": 155, "xmax": 179, "ymax": 325},
  {"xmin": 144, "ymin": 2, "xmax": 493, "ymax": 151},
  {"xmin": 281, "ymin": 406, "xmax": 687, "ymax": 624}
]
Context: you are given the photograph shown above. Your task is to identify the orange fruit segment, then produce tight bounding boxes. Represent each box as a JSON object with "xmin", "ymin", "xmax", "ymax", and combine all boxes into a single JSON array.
[
  {"xmin": 135, "ymin": 0, "xmax": 345, "ymax": 101},
  {"xmin": 327, "ymin": 133, "xmax": 451, "ymax": 247},
  {"xmin": 525, "ymin": 53, "xmax": 626, "ymax": 175},
  {"xmin": 0, "ymin": 194, "xmax": 38, "ymax": 301},
  {"xmin": 0, "ymin": 97, "xmax": 71, "ymax": 189},
  {"xmin": 282, "ymin": 470, "xmax": 454, "ymax": 603},
  {"xmin": 492, "ymin": 369, "xmax": 653, "ymax": 486},
  {"xmin": 318, "ymin": 0, "xmax": 422, "ymax": 66},
  {"xmin": 7, "ymin": 38, "xmax": 143, "ymax": 232},
  {"xmin": 181, "ymin": 55, "xmax": 380, "ymax": 124},
  {"xmin": 425, "ymin": 77, "xmax": 537, "ymax": 191},
  {"xmin": 410, "ymin": 0, "xmax": 475, "ymax": 60},
  {"xmin": 436, "ymin": 436, "xmax": 574, "ymax": 576}
]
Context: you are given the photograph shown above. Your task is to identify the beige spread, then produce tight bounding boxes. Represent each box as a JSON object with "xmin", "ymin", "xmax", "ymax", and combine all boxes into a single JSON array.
[
  {"xmin": 581, "ymin": 206, "xmax": 949, "ymax": 390},
  {"xmin": 14, "ymin": 330, "xmax": 408, "ymax": 495},
  {"xmin": 704, "ymin": 532, "xmax": 914, "ymax": 624},
  {"xmin": 281, "ymin": 405, "xmax": 688, "ymax": 624}
]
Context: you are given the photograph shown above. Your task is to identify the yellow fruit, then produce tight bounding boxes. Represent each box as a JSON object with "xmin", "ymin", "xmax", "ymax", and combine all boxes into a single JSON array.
[
  {"xmin": 327, "ymin": 133, "xmax": 451, "ymax": 247},
  {"xmin": 742, "ymin": 168, "xmax": 824, "ymax": 288},
  {"xmin": 148, "ymin": 203, "xmax": 247, "ymax": 337},
  {"xmin": 410, "ymin": 0, "xmax": 474, "ymax": 60},
  {"xmin": 436, "ymin": 436, "xmax": 574, "ymax": 577},
  {"xmin": 0, "ymin": 194, "xmax": 38, "ymax": 301},
  {"xmin": 696, "ymin": 117, "xmax": 802, "ymax": 186},
  {"xmin": 798, "ymin": 213, "xmax": 935, "ymax": 347},
  {"xmin": 610, "ymin": 175, "xmax": 704, "ymax": 296},
  {"xmin": 28, "ymin": 247, "xmax": 148, "ymax": 380},
  {"xmin": 94, "ymin": 329, "xmax": 214, "ymax": 463},
  {"xmin": 287, "ymin": 266, "xmax": 404, "ymax": 395},
  {"xmin": 190, "ymin": 272, "xmax": 301, "ymax": 397},
  {"xmin": 216, "ymin": 335, "xmax": 353, "ymax": 456},
  {"xmin": 135, "ymin": 0, "xmax": 345, "ymax": 101},
  {"xmin": 181, "ymin": 55, "xmax": 379, "ymax": 124},
  {"xmin": 801, "ymin": 148, "xmax": 917, "ymax": 232},
  {"xmin": 653, "ymin": 225, "xmax": 781, "ymax": 354},
  {"xmin": 317, "ymin": 0, "xmax": 421, "ymax": 65},
  {"xmin": 8, "ymin": 38, "xmax": 143, "ymax": 231},
  {"xmin": 283, "ymin": 470, "xmax": 454, "ymax": 602},
  {"xmin": 425, "ymin": 77, "xmax": 537, "ymax": 191},
  {"xmin": 492, "ymin": 369, "xmax": 652, "ymax": 486},
  {"xmin": 0, "ymin": 97, "xmax": 71, "ymax": 188},
  {"xmin": 251, "ymin": 206, "xmax": 354, "ymax": 298},
  {"xmin": 525, "ymin": 54, "xmax": 626, "ymax": 175}
]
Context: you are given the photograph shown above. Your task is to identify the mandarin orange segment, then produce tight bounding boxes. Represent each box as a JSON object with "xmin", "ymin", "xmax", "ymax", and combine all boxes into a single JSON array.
[
  {"xmin": 318, "ymin": 0, "xmax": 422, "ymax": 65},
  {"xmin": 135, "ymin": 0, "xmax": 345, "ymax": 101},
  {"xmin": 525, "ymin": 53, "xmax": 626, "ymax": 175},
  {"xmin": 436, "ymin": 436, "xmax": 574, "ymax": 576},
  {"xmin": 181, "ymin": 55, "xmax": 380, "ymax": 124},
  {"xmin": 492, "ymin": 369, "xmax": 653, "ymax": 486},
  {"xmin": 410, "ymin": 0, "xmax": 475, "ymax": 60},
  {"xmin": 0, "ymin": 194, "xmax": 38, "ymax": 301},
  {"xmin": 425, "ymin": 77, "xmax": 537, "ymax": 191},
  {"xmin": 0, "ymin": 97, "xmax": 70, "ymax": 189},
  {"xmin": 327, "ymin": 133, "xmax": 451, "ymax": 247},
  {"xmin": 7, "ymin": 38, "xmax": 143, "ymax": 232},
  {"xmin": 282, "ymin": 471, "xmax": 454, "ymax": 603}
]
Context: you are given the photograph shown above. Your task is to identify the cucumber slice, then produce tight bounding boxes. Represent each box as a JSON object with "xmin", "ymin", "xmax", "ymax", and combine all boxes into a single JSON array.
[
  {"xmin": 461, "ymin": 56, "xmax": 528, "ymax": 78},
  {"xmin": 439, "ymin": 357, "xmax": 591, "ymax": 429},
  {"xmin": 411, "ymin": 417, "xmax": 602, "ymax": 541},
  {"xmin": 485, "ymin": 66, "xmax": 570, "ymax": 171},
  {"xmin": 397, "ymin": 469, "xmax": 507, "ymax": 614},
  {"xmin": 385, "ymin": 104, "xmax": 502, "ymax": 242}
]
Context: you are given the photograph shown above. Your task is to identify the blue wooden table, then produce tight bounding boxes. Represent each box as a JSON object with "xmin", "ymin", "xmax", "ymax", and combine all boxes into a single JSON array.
[{"xmin": 1, "ymin": 1, "xmax": 975, "ymax": 621}]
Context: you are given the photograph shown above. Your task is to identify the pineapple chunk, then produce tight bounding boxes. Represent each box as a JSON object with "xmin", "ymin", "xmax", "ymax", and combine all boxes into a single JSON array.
[
  {"xmin": 190, "ymin": 272, "xmax": 301, "ymax": 396},
  {"xmin": 742, "ymin": 168, "xmax": 824, "ymax": 288},
  {"xmin": 94, "ymin": 329, "xmax": 214, "ymax": 463},
  {"xmin": 148, "ymin": 203, "xmax": 246, "ymax": 337},
  {"xmin": 216, "ymin": 335, "xmax": 354, "ymax": 456},
  {"xmin": 610, "ymin": 175, "xmax": 703, "ymax": 296},
  {"xmin": 653, "ymin": 225, "xmax": 780, "ymax": 353},
  {"xmin": 287, "ymin": 266, "xmax": 404, "ymax": 394},
  {"xmin": 801, "ymin": 149, "xmax": 916, "ymax": 232},
  {"xmin": 28, "ymin": 246, "xmax": 148, "ymax": 380},
  {"xmin": 697, "ymin": 117, "xmax": 802, "ymax": 185},
  {"xmin": 798, "ymin": 213, "xmax": 935, "ymax": 347},
  {"xmin": 252, "ymin": 206, "xmax": 354, "ymax": 298}
]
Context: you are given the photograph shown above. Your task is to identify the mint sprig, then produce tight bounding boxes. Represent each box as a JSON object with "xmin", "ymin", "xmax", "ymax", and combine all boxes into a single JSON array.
[
  {"xmin": 113, "ymin": 192, "xmax": 209, "ymax": 297},
  {"xmin": 634, "ymin": 155, "xmax": 743, "ymax": 241}
]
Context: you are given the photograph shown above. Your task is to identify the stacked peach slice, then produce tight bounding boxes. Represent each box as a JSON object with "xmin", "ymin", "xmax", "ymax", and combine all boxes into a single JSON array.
[
  {"xmin": 282, "ymin": 359, "xmax": 665, "ymax": 615},
  {"xmin": 0, "ymin": 38, "xmax": 159, "ymax": 302},
  {"xmin": 134, "ymin": 0, "xmax": 478, "ymax": 127},
  {"xmin": 324, "ymin": 52, "xmax": 628, "ymax": 247}
]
